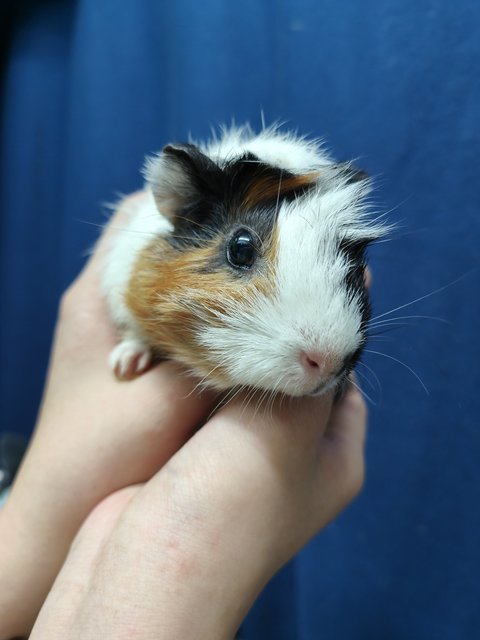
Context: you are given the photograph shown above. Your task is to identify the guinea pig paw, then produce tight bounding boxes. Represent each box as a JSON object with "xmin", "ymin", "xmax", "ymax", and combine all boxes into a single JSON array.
[{"xmin": 109, "ymin": 339, "xmax": 153, "ymax": 380}]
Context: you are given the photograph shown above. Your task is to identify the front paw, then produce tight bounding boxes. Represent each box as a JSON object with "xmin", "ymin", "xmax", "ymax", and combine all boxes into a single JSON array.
[{"xmin": 109, "ymin": 340, "xmax": 153, "ymax": 380}]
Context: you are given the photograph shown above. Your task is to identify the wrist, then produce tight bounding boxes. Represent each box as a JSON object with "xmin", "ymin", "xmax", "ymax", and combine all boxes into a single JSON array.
[{"xmin": 0, "ymin": 492, "xmax": 72, "ymax": 639}]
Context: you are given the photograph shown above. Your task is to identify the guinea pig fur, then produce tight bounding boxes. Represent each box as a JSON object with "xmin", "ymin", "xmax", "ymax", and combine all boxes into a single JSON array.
[{"xmin": 102, "ymin": 125, "xmax": 388, "ymax": 397}]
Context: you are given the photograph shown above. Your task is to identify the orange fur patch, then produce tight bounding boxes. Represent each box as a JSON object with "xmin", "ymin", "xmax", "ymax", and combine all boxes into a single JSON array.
[{"xmin": 243, "ymin": 172, "xmax": 319, "ymax": 208}]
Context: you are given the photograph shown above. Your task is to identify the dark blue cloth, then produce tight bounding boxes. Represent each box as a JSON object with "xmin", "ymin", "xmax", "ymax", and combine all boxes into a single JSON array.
[{"xmin": 1, "ymin": 1, "xmax": 479, "ymax": 637}]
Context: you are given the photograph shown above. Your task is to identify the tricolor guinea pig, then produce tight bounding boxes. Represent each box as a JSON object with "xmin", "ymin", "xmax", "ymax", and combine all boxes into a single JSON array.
[{"xmin": 102, "ymin": 125, "xmax": 387, "ymax": 397}]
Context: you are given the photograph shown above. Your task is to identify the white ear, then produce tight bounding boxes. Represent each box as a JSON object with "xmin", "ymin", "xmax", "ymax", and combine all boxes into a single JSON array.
[{"xmin": 143, "ymin": 144, "xmax": 221, "ymax": 221}]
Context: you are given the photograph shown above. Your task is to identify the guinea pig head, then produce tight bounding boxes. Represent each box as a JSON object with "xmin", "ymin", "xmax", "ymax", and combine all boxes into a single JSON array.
[{"xmin": 128, "ymin": 143, "xmax": 386, "ymax": 396}]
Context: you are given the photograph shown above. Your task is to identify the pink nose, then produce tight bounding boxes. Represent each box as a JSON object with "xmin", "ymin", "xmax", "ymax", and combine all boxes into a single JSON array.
[{"xmin": 300, "ymin": 350, "xmax": 327, "ymax": 375}]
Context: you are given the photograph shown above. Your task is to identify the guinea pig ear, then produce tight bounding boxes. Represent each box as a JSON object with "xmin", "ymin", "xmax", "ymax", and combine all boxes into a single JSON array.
[{"xmin": 144, "ymin": 144, "xmax": 223, "ymax": 221}]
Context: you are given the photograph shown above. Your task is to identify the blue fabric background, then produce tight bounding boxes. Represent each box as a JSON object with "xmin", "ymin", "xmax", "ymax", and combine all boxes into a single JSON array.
[{"xmin": 1, "ymin": 1, "xmax": 479, "ymax": 638}]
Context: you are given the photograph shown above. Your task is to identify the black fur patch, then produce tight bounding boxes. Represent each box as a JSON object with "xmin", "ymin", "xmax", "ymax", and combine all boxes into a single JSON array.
[
  {"xmin": 339, "ymin": 237, "xmax": 372, "ymax": 364},
  {"xmin": 163, "ymin": 145, "xmax": 314, "ymax": 256}
]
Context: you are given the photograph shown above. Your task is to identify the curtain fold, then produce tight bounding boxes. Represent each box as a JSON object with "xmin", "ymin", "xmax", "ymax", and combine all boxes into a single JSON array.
[{"xmin": 1, "ymin": 1, "xmax": 479, "ymax": 637}]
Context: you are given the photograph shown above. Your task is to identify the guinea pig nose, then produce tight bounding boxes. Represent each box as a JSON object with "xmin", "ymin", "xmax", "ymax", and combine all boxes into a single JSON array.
[
  {"xmin": 300, "ymin": 350, "xmax": 326, "ymax": 375},
  {"xmin": 300, "ymin": 351, "xmax": 342, "ymax": 378}
]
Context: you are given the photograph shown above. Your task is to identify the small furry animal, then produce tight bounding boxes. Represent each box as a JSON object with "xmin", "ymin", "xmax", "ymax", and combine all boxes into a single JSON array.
[{"xmin": 102, "ymin": 125, "xmax": 387, "ymax": 397}]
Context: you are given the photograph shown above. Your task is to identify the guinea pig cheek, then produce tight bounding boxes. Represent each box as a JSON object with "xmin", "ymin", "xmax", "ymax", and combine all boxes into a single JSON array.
[
  {"xmin": 126, "ymin": 236, "xmax": 278, "ymax": 390},
  {"xmin": 192, "ymin": 228, "xmax": 281, "ymax": 390}
]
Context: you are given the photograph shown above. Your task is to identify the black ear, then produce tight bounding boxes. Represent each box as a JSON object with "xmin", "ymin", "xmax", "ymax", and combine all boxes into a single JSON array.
[{"xmin": 144, "ymin": 143, "xmax": 224, "ymax": 221}]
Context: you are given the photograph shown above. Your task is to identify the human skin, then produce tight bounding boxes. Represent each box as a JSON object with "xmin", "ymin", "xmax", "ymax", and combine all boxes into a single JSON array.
[
  {"xmin": 31, "ymin": 385, "xmax": 366, "ymax": 640},
  {"xmin": 0, "ymin": 193, "xmax": 367, "ymax": 639}
]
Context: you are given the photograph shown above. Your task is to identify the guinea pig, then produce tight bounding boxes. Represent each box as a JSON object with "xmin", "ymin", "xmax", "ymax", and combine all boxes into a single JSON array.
[{"xmin": 101, "ymin": 125, "xmax": 388, "ymax": 397}]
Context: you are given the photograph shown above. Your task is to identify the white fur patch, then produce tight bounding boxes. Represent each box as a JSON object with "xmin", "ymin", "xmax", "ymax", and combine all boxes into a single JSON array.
[
  {"xmin": 101, "ymin": 191, "xmax": 172, "ymax": 330},
  {"xmin": 194, "ymin": 128, "xmax": 388, "ymax": 395},
  {"xmin": 203, "ymin": 123, "xmax": 332, "ymax": 173}
]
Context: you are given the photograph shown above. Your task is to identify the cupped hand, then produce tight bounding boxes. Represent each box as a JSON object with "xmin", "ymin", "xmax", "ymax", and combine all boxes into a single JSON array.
[
  {"xmin": 1, "ymin": 192, "xmax": 369, "ymax": 639},
  {"xmin": 30, "ymin": 382, "xmax": 366, "ymax": 640},
  {"xmin": 0, "ymin": 193, "xmax": 216, "ymax": 638}
]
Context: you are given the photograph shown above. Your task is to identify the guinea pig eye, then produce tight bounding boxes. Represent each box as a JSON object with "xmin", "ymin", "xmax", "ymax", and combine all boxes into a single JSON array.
[{"xmin": 226, "ymin": 229, "xmax": 257, "ymax": 269}]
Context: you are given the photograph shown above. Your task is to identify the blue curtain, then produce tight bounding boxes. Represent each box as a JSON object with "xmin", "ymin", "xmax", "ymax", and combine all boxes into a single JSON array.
[{"xmin": 1, "ymin": 1, "xmax": 479, "ymax": 637}]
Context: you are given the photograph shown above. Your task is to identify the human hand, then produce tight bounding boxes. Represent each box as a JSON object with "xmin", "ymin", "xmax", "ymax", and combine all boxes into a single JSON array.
[
  {"xmin": 0, "ymin": 193, "xmax": 216, "ymax": 638},
  {"xmin": 0, "ymin": 190, "xmax": 369, "ymax": 639},
  {"xmin": 30, "ymin": 382, "xmax": 366, "ymax": 640}
]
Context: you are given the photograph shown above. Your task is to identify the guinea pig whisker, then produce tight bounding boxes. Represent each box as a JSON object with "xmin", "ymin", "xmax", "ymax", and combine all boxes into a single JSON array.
[
  {"xmin": 265, "ymin": 390, "xmax": 274, "ymax": 422},
  {"xmin": 267, "ymin": 375, "xmax": 283, "ymax": 412},
  {"xmin": 240, "ymin": 368, "xmax": 280, "ymax": 422},
  {"xmin": 355, "ymin": 362, "xmax": 381, "ymax": 395},
  {"xmin": 268, "ymin": 375, "xmax": 287, "ymax": 420},
  {"xmin": 186, "ymin": 364, "xmax": 225, "ymax": 398},
  {"xmin": 173, "ymin": 215, "xmax": 211, "ymax": 231},
  {"xmin": 206, "ymin": 395, "xmax": 227, "ymax": 421},
  {"xmin": 255, "ymin": 379, "xmax": 282, "ymax": 423},
  {"xmin": 231, "ymin": 384, "xmax": 250, "ymax": 409},
  {"xmin": 168, "ymin": 234, "xmax": 210, "ymax": 243},
  {"xmin": 367, "ymin": 335, "xmax": 403, "ymax": 346},
  {"xmin": 246, "ymin": 382, "xmax": 269, "ymax": 420},
  {"xmin": 295, "ymin": 210, "xmax": 314, "ymax": 230},
  {"xmin": 367, "ymin": 324, "xmax": 416, "ymax": 336},
  {"xmin": 262, "ymin": 382, "xmax": 280, "ymax": 419},
  {"xmin": 280, "ymin": 387, "xmax": 290, "ymax": 411},
  {"xmin": 359, "ymin": 361, "xmax": 383, "ymax": 397},
  {"xmin": 374, "ymin": 228, "xmax": 432, "ymax": 244},
  {"xmin": 364, "ymin": 349, "xmax": 429, "ymax": 395},
  {"xmin": 252, "ymin": 389, "xmax": 269, "ymax": 423},
  {"xmin": 207, "ymin": 385, "xmax": 243, "ymax": 420},
  {"xmin": 76, "ymin": 218, "xmax": 107, "ymax": 230},
  {"xmin": 76, "ymin": 219, "xmax": 158, "ymax": 238},
  {"xmin": 350, "ymin": 378, "xmax": 376, "ymax": 406},
  {"xmin": 369, "ymin": 203, "xmax": 405, "ymax": 224},
  {"xmin": 368, "ymin": 314, "xmax": 450, "ymax": 329},
  {"xmin": 274, "ymin": 169, "xmax": 284, "ymax": 218},
  {"xmin": 355, "ymin": 373, "xmax": 377, "ymax": 402},
  {"xmin": 370, "ymin": 271, "xmax": 475, "ymax": 323},
  {"xmin": 367, "ymin": 336, "xmax": 396, "ymax": 344},
  {"xmin": 239, "ymin": 385, "xmax": 259, "ymax": 421},
  {"xmin": 218, "ymin": 386, "xmax": 239, "ymax": 410},
  {"xmin": 268, "ymin": 391, "xmax": 280, "ymax": 422}
]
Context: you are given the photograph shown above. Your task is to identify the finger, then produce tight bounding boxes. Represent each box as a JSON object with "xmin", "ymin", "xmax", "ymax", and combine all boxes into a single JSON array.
[
  {"xmin": 68, "ymin": 486, "xmax": 141, "ymax": 566},
  {"xmin": 214, "ymin": 389, "xmax": 334, "ymax": 455},
  {"xmin": 364, "ymin": 266, "xmax": 372, "ymax": 288},
  {"xmin": 73, "ymin": 393, "xmax": 336, "ymax": 639},
  {"xmin": 311, "ymin": 377, "xmax": 367, "ymax": 520},
  {"xmin": 30, "ymin": 487, "xmax": 141, "ymax": 639},
  {"xmin": 323, "ymin": 376, "xmax": 367, "ymax": 450}
]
